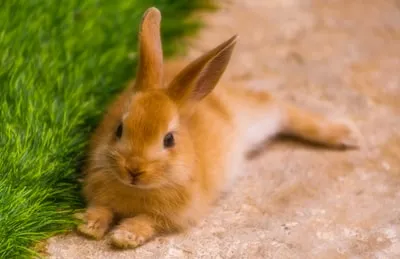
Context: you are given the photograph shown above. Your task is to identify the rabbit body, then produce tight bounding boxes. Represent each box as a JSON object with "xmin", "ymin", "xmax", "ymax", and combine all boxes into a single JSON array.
[{"xmin": 77, "ymin": 8, "xmax": 360, "ymax": 249}]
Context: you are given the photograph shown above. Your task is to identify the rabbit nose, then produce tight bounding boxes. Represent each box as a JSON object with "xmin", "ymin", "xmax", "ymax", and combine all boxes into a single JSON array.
[{"xmin": 126, "ymin": 168, "xmax": 143, "ymax": 184}]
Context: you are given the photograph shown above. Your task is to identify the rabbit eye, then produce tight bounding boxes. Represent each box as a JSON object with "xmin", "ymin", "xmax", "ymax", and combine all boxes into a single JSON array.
[
  {"xmin": 163, "ymin": 132, "xmax": 175, "ymax": 148},
  {"xmin": 116, "ymin": 123, "xmax": 123, "ymax": 139}
]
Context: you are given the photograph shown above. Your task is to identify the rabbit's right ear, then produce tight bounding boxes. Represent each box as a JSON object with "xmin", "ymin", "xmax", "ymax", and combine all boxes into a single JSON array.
[
  {"xmin": 135, "ymin": 7, "xmax": 163, "ymax": 92},
  {"xmin": 166, "ymin": 35, "xmax": 237, "ymax": 107}
]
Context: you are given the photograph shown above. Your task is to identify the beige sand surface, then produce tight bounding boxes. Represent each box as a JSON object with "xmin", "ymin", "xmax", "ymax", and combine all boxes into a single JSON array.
[{"xmin": 47, "ymin": 0, "xmax": 400, "ymax": 258}]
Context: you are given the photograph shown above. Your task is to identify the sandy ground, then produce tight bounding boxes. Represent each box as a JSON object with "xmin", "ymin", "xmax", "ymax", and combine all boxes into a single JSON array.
[{"xmin": 47, "ymin": 0, "xmax": 400, "ymax": 258}]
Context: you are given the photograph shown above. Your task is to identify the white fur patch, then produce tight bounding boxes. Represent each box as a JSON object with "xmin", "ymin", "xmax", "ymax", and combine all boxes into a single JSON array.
[
  {"xmin": 167, "ymin": 116, "xmax": 179, "ymax": 132},
  {"xmin": 222, "ymin": 105, "xmax": 284, "ymax": 191},
  {"xmin": 241, "ymin": 106, "xmax": 283, "ymax": 149},
  {"xmin": 122, "ymin": 112, "xmax": 129, "ymax": 121},
  {"xmin": 222, "ymin": 140, "xmax": 245, "ymax": 192}
]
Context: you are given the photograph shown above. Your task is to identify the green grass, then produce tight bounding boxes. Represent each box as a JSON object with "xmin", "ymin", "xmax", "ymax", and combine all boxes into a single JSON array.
[{"xmin": 0, "ymin": 1, "xmax": 212, "ymax": 258}]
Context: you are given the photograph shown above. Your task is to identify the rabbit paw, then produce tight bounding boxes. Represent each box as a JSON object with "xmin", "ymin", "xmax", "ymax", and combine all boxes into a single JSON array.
[
  {"xmin": 110, "ymin": 229, "xmax": 148, "ymax": 248},
  {"xmin": 75, "ymin": 207, "xmax": 113, "ymax": 240},
  {"xmin": 327, "ymin": 118, "xmax": 362, "ymax": 148},
  {"xmin": 110, "ymin": 216, "xmax": 155, "ymax": 249},
  {"xmin": 77, "ymin": 221, "xmax": 107, "ymax": 240}
]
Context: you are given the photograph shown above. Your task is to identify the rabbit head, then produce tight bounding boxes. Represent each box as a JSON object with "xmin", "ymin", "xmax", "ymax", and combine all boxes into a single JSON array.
[{"xmin": 107, "ymin": 7, "xmax": 237, "ymax": 189}]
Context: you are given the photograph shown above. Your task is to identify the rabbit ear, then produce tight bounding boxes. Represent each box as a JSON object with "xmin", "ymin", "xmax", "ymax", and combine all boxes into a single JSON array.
[
  {"xmin": 166, "ymin": 35, "xmax": 238, "ymax": 106},
  {"xmin": 135, "ymin": 7, "xmax": 163, "ymax": 91}
]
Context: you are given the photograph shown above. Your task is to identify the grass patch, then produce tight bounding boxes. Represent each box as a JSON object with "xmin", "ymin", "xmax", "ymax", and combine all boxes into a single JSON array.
[{"xmin": 0, "ymin": 0, "xmax": 211, "ymax": 258}]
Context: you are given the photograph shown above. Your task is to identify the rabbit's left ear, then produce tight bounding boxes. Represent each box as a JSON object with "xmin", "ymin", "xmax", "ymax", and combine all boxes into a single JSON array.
[
  {"xmin": 166, "ymin": 35, "xmax": 237, "ymax": 106},
  {"xmin": 135, "ymin": 7, "xmax": 164, "ymax": 91}
]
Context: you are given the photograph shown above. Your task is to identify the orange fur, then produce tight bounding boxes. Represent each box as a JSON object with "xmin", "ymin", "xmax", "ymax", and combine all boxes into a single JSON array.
[{"xmin": 77, "ymin": 7, "xmax": 361, "ymax": 249}]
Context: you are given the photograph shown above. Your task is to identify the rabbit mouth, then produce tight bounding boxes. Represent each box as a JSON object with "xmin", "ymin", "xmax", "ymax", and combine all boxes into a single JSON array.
[
  {"xmin": 114, "ymin": 168, "xmax": 169, "ymax": 189},
  {"xmin": 130, "ymin": 177, "xmax": 140, "ymax": 185},
  {"xmin": 128, "ymin": 176, "xmax": 170, "ymax": 190},
  {"xmin": 127, "ymin": 170, "xmax": 143, "ymax": 185}
]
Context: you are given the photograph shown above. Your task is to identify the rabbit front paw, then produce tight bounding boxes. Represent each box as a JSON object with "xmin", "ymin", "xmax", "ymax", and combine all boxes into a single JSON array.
[
  {"xmin": 75, "ymin": 207, "xmax": 113, "ymax": 240},
  {"xmin": 110, "ymin": 215, "xmax": 155, "ymax": 249}
]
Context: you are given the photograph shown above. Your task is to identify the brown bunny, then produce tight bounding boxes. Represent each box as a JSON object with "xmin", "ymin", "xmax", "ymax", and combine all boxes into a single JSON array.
[{"xmin": 76, "ymin": 7, "xmax": 361, "ymax": 249}]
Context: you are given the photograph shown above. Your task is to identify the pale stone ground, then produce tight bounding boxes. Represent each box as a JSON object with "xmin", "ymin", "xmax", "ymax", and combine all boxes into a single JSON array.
[{"xmin": 47, "ymin": 0, "xmax": 400, "ymax": 258}]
